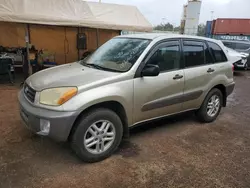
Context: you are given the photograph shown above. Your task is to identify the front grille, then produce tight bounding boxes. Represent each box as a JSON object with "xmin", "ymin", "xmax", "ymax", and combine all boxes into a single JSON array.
[{"xmin": 24, "ymin": 83, "xmax": 36, "ymax": 103}]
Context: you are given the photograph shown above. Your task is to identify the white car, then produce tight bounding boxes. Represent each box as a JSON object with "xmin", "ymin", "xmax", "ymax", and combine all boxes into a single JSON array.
[{"xmin": 225, "ymin": 47, "xmax": 249, "ymax": 70}]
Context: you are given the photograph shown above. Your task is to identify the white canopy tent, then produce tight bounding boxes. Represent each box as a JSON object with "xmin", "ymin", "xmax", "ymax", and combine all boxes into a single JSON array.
[{"xmin": 0, "ymin": 0, "xmax": 152, "ymax": 32}]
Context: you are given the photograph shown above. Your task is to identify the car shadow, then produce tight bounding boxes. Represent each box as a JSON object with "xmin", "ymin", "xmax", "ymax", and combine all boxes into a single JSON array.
[
  {"xmin": 26, "ymin": 111, "xmax": 197, "ymax": 163},
  {"xmin": 115, "ymin": 111, "xmax": 197, "ymax": 158}
]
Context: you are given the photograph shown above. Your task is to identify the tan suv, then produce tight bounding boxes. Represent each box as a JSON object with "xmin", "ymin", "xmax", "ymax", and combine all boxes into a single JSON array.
[{"xmin": 19, "ymin": 34, "xmax": 235, "ymax": 162}]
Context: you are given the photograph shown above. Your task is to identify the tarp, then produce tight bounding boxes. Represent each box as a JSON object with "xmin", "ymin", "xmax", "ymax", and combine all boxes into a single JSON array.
[{"xmin": 0, "ymin": 0, "xmax": 152, "ymax": 32}]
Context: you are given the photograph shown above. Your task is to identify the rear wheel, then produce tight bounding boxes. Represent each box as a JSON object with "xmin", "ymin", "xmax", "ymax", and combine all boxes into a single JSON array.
[
  {"xmin": 196, "ymin": 88, "xmax": 223, "ymax": 123},
  {"xmin": 71, "ymin": 108, "xmax": 123, "ymax": 163}
]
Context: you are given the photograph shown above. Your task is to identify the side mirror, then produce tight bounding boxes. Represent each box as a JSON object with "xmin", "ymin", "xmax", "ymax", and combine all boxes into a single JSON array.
[{"xmin": 141, "ymin": 64, "xmax": 160, "ymax": 77}]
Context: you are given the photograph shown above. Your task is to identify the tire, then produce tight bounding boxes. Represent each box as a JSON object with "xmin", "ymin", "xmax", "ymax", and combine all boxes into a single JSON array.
[
  {"xmin": 244, "ymin": 63, "xmax": 249, "ymax": 71},
  {"xmin": 71, "ymin": 108, "xmax": 123, "ymax": 163},
  {"xmin": 196, "ymin": 88, "xmax": 223, "ymax": 123}
]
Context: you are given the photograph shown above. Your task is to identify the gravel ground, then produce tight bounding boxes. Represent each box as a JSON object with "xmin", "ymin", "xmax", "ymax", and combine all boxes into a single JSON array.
[{"xmin": 0, "ymin": 71, "xmax": 250, "ymax": 188}]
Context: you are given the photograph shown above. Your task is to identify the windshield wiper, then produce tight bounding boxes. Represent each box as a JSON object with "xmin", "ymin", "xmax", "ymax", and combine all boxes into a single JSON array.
[
  {"xmin": 83, "ymin": 63, "xmax": 122, "ymax": 72},
  {"xmin": 81, "ymin": 61, "xmax": 101, "ymax": 69},
  {"xmin": 85, "ymin": 63, "xmax": 106, "ymax": 70},
  {"xmin": 80, "ymin": 60, "xmax": 103, "ymax": 69}
]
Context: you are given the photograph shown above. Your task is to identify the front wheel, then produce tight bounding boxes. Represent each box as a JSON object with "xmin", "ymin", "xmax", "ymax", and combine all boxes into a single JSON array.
[
  {"xmin": 196, "ymin": 88, "xmax": 223, "ymax": 123},
  {"xmin": 71, "ymin": 108, "xmax": 123, "ymax": 163}
]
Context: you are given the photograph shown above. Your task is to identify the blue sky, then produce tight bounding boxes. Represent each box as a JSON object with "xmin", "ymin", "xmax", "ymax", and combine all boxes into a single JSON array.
[{"xmin": 88, "ymin": 0, "xmax": 250, "ymax": 26}]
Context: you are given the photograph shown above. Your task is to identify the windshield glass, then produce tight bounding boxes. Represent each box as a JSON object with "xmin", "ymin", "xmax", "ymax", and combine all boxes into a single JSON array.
[
  {"xmin": 223, "ymin": 41, "xmax": 250, "ymax": 51},
  {"xmin": 235, "ymin": 43, "xmax": 250, "ymax": 50},
  {"xmin": 81, "ymin": 38, "xmax": 150, "ymax": 72},
  {"xmin": 223, "ymin": 41, "xmax": 236, "ymax": 49}
]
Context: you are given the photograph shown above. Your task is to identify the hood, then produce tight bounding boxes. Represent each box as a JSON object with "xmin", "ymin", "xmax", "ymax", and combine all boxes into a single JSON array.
[
  {"xmin": 26, "ymin": 62, "xmax": 118, "ymax": 91},
  {"xmin": 239, "ymin": 52, "xmax": 249, "ymax": 58}
]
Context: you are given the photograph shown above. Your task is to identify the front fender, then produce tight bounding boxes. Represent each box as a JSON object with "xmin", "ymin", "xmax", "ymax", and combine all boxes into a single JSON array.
[{"xmin": 62, "ymin": 80, "xmax": 134, "ymax": 125}]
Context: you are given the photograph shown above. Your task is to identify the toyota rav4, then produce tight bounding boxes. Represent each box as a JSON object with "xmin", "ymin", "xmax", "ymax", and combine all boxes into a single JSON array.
[{"xmin": 19, "ymin": 34, "xmax": 235, "ymax": 162}]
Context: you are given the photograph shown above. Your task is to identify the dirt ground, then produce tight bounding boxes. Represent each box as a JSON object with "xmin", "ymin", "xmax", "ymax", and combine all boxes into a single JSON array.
[{"xmin": 0, "ymin": 71, "xmax": 250, "ymax": 188}]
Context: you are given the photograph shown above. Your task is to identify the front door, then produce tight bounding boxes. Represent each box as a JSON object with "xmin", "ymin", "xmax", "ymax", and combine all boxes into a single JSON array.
[{"xmin": 133, "ymin": 40, "xmax": 184, "ymax": 124}]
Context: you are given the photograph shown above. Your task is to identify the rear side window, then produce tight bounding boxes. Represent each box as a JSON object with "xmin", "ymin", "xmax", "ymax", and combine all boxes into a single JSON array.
[
  {"xmin": 183, "ymin": 41, "xmax": 205, "ymax": 68},
  {"xmin": 208, "ymin": 42, "xmax": 227, "ymax": 63}
]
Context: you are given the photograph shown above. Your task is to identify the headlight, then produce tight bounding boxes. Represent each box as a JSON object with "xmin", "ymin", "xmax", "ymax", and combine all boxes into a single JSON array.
[{"xmin": 40, "ymin": 87, "xmax": 78, "ymax": 106}]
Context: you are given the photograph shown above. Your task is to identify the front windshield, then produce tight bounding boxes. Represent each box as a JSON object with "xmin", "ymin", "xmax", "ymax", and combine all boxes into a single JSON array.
[
  {"xmin": 81, "ymin": 38, "xmax": 150, "ymax": 72},
  {"xmin": 223, "ymin": 42, "xmax": 235, "ymax": 49}
]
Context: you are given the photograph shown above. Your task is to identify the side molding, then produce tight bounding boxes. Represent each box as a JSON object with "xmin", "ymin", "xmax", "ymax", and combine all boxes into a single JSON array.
[{"xmin": 141, "ymin": 90, "xmax": 203, "ymax": 112}]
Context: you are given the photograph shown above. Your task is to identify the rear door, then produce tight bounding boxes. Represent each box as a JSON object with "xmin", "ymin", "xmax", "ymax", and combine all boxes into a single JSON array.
[
  {"xmin": 133, "ymin": 40, "xmax": 184, "ymax": 123},
  {"xmin": 182, "ymin": 40, "xmax": 215, "ymax": 111}
]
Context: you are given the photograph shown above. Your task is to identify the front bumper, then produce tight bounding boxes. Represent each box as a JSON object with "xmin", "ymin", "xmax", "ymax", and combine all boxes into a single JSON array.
[
  {"xmin": 233, "ymin": 59, "xmax": 247, "ymax": 69},
  {"xmin": 234, "ymin": 64, "xmax": 244, "ymax": 68},
  {"xmin": 18, "ymin": 90, "xmax": 79, "ymax": 142}
]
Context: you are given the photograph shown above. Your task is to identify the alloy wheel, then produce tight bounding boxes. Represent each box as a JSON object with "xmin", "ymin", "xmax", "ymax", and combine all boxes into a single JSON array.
[
  {"xmin": 207, "ymin": 95, "xmax": 220, "ymax": 117},
  {"xmin": 84, "ymin": 120, "xmax": 116, "ymax": 154}
]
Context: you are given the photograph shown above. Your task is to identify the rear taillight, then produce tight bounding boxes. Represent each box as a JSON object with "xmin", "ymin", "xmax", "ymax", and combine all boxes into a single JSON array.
[{"xmin": 232, "ymin": 64, "xmax": 234, "ymax": 72}]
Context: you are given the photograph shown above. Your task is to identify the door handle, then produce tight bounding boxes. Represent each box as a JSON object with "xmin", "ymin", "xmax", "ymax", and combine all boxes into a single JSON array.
[
  {"xmin": 207, "ymin": 68, "xmax": 215, "ymax": 73},
  {"xmin": 173, "ymin": 74, "xmax": 183, "ymax": 80}
]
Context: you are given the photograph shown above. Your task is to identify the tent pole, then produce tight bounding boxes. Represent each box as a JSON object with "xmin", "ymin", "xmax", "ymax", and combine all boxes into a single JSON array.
[
  {"xmin": 96, "ymin": 28, "xmax": 100, "ymax": 48},
  {"xmin": 25, "ymin": 24, "xmax": 32, "ymax": 76},
  {"xmin": 77, "ymin": 27, "xmax": 80, "ymax": 60}
]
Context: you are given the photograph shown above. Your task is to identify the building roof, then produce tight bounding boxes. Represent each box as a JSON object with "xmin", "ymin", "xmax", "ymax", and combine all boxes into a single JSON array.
[{"xmin": 0, "ymin": 0, "xmax": 152, "ymax": 32}]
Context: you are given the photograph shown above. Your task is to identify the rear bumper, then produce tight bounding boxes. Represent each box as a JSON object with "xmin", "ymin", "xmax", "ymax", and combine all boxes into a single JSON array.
[
  {"xmin": 18, "ymin": 90, "xmax": 80, "ymax": 142},
  {"xmin": 226, "ymin": 82, "xmax": 235, "ymax": 97}
]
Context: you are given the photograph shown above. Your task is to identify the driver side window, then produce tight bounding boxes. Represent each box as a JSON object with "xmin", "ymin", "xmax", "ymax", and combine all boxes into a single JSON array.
[{"xmin": 147, "ymin": 42, "xmax": 181, "ymax": 72}]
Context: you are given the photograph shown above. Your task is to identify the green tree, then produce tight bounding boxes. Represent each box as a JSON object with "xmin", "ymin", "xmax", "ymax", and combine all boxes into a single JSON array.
[
  {"xmin": 198, "ymin": 24, "xmax": 206, "ymax": 36},
  {"xmin": 154, "ymin": 23, "xmax": 174, "ymax": 31},
  {"xmin": 173, "ymin": 26, "xmax": 181, "ymax": 32}
]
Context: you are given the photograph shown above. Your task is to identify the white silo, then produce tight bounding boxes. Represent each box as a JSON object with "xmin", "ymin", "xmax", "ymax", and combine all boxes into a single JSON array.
[{"xmin": 183, "ymin": 0, "xmax": 202, "ymax": 35}]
